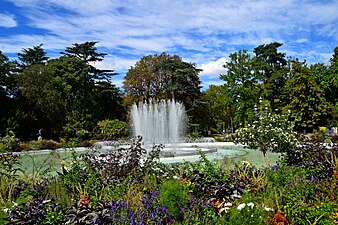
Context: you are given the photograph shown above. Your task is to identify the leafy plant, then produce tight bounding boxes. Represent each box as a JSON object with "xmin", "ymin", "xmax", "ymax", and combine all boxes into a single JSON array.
[
  {"xmin": 6, "ymin": 198, "xmax": 65, "ymax": 225},
  {"xmin": 0, "ymin": 131, "xmax": 19, "ymax": 153},
  {"xmin": 159, "ymin": 179, "xmax": 190, "ymax": 221},
  {"xmin": 97, "ymin": 119, "xmax": 129, "ymax": 138},
  {"xmin": 0, "ymin": 152, "xmax": 22, "ymax": 206},
  {"xmin": 235, "ymin": 112, "xmax": 298, "ymax": 166}
]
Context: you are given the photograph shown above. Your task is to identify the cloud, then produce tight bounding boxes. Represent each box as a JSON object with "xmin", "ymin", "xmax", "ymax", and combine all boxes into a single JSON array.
[
  {"xmin": 295, "ymin": 38, "xmax": 308, "ymax": 44},
  {"xmin": 0, "ymin": 13, "xmax": 17, "ymax": 27},
  {"xmin": 0, "ymin": 34, "xmax": 70, "ymax": 54},
  {"xmin": 199, "ymin": 58, "xmax": 228, "ymax": 79},
  {"xmin": 2, "ymin": 0, "xmax": 338, "ymax": 88},
  {"xmin": 91, "ymin": 55, "xmax": 137, "ymax": 74}
]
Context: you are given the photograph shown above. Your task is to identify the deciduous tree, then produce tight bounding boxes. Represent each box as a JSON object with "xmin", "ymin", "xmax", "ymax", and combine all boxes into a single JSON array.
[
  {"xmin": 220, "ymin": 50, "xmax": 260, "ymax": 127},
  {"xmin": 283, "ymin": 59, "xmax": 333, "ymax": 133},
  {"xmin": 123, "ymin": 52, "xmax": 202, "ymax": 129}
]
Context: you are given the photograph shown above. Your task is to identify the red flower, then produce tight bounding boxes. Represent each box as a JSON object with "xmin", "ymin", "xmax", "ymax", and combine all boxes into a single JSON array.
[
  {"xmin": 79, "ymin": 196, "xmax": 90, "ymax": 207},
  {"xmin": 272, "ymin": 212, "xmax": 288, "ymax": 225}
]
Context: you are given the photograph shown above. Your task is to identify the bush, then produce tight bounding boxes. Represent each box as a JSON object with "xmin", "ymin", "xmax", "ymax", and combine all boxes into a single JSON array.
[
  {"xmin": 235, "ymin": 113, "xmax": 298, "ymax": 166},
  {"xmin": 97, "ymin": 119, "xmax": 129, "ymax": 138},
  {"xmin": 159, "ymin": 179, "xmax": 190, "ymax": 221}
]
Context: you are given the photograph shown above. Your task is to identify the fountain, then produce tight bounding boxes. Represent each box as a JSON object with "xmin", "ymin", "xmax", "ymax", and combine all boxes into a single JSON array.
[
  {"xmin": 94, "ymin": 99, "xmax": 245, "ymax": 162},
  {"xmin": 131, "ymin": 99, "xmax": 186, "ymax": 146}
]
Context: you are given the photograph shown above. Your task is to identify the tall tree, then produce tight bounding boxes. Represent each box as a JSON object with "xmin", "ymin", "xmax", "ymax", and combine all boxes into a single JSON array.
[
  {"xmin": 327, "ymin": 46, "xmax": 338, "ymax": 105},
  {"xmin": 221, "ymin": 50, "xmax": 260, "ymax": 127},
  {"xmin": 47, "ymin": 56, "xmax": 88, "ymax": 114},
  {"xmin": 123, "ymin": 52, "xmax": 202, "ymax": 107},
  {"xmin": 0, "ymin": 51, "xmax": 16, "ymax": 135},
  {"xmin": 283, "ymin": 59, "xmax": 332, "ymax": 133},
  {"xmin": 60, "ymin": 41, "xmax": 117, "ymax": 128},
  {"xmin": 253, "ymin": 42, "xmax": 288, "ymax": 111},
  {"xmin": 308, "ymin": 47, "xmax": 338, "ymax": 126},
  {"xmin": 157, "ymin": 58, "xmax": 202, "ymax": 110},
  {"xmin": 17, "ymin": 44, "xmax": 48, "ymax": 67},
  {"xmin": 201, "ymin": 85, "xmax": 234, "ymax": 133},
  {"xmin": 16, "ymin": 64, "xmax": 66, "ymax": 138},
  {"xmin": 90, "ymin": 81, "xmax": 125, "ymax": 122},
  {"xmin": 123, "ymin": 53, "xmax": 177, "ymax": 105}
]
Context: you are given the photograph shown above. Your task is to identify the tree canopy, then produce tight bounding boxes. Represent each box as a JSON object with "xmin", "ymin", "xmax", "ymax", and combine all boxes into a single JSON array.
[
  {"xmin": 0, "ymin": 42, "xmax": 337, "ymax": 140},
  {"xmin": 123, "ymin": 52, "xmax": 202, "ymax": 107},
  {"xmin": 220, "ymin": 50, "xmax": 259, "ymax": 127},
  {"xmin": 283, "ymin": 59, "xmax": 333, "ymax": 133},
  {"xmin": 17, "ymin": 44, "xmax": 48, "ymax": 67}
]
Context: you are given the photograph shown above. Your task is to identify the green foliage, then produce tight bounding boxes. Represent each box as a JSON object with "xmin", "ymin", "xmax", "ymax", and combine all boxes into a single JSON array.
[
  {"xmin": 0, "ymin": 152, "xmax": 22, "ymax": 179},
  {"xmin": 123, "ymin": 52, "xmax": 202, "ymax": 129},
  {"xmin": 195, "ymin": 149, "xmax": 223, "ymax": 180},
  {"xmin": 62, "ymin": 111, "xmax": 85, "ymax": 139},
  {"xmin": 97, "ymin": 119, "xmax": 129, "ymax": 138},
  {"xmin": 235, "ymin": 113, "xmax": 297, "ymax": 166},
  {"xmin": 0, "ymin": 130, "xmax": 19, "ymax": 153},
  {"xmin": 284, "ymin": 59, "xmax": 333, "ymax": 133},
  {"xmin": 253, "ymin": 42, "xmax": 288, "ymax": 111},
  {"xmin": 0, "ymin": 137, "xmax": 337, "ymax": 224},
  {"xmin": 225, "ymin": 201, "xmax": 271, "ymax": 224},
  {"xmin": 0, "ymin": 152, "xmax": 21, "ymax": 206},
  {"xmin": 188, "ymin": 129, "xmax": 202, "ymax": 139},
  {"xmin": 17, "ymin": 63, "xmax": 67, "ymax": 138},
  {"xmin": 202, "ymin": 85, "xmax": 234, "ymax": 133},
  {"xmin": 221, "ymin": 49, "xmax": 260, "ymax": 127},
  {"xmin": 159, "ymin": 179, "xmax": 190, "ymax": 221},
  {"xmin": 17, "ymin": 44, "xmax": 48, "ymax": 67}
]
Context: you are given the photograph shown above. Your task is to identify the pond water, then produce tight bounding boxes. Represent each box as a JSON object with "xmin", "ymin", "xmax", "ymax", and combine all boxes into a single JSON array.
[
  {"xmin": 17, "ymin": 144, "xmax": 281, "ymax": 176},
  {"xmin": 160, "ymin": 146, "xmax": 281, "ymax": 166}
]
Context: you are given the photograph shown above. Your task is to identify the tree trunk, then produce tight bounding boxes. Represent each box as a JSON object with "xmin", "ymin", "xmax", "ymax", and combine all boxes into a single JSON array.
[{"xmin": 263, "ymin": 152, "xmax": 270, "ymax": 167}]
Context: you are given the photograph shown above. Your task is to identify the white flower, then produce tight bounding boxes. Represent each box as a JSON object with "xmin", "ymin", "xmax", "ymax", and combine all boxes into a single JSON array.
[
  {"xmin": 237, "ymin": 203, "xmax": 246, "ymax": 210},
  {"xmin": 2, "ymin": 207, "xmax": 10, "ymax": 213},
  {"xmin": 224, "ymin": 202, "xmax": 232, "ymax": 207},
  {"xmin": 43, "ymin": 199, "xmax": 51, "ymax": 204},
  {"xmin": 231, "ymin": 193, "xmax": 242, "ymax": 198},
  {"xmin": 219, "ymin": 207, "xmax": 230, "ymax": 214},
  {"xmin": 262, "ymin": 204, "xmax": 274, "ymax": 212},
  {"xmin": 173, "ymin": 175, "xmax": 180, "ymax": 180},
  {"xmin": 247, "ymin": 202, "xmax": 255, "ymax": 209}
]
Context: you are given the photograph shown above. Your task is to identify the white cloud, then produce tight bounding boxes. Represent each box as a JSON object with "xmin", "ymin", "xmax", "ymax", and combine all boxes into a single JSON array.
[
  {"xmin": 199, "ymin": 58, "xmax": 228, "ymax": 79},
  {"xmin": 0, "ymin": 13, "xmax": 17, "ymax": 27},
  {"xmin": 1, "ymin": 0, "xmax": 338, "ymax": 88},
  {"xmin": 91, "ymin": 55, "xmax": 137, "ymax": 74},
  {"xmin": 0, "ymin": 34, "xmax": 70, "ymax": 54},
  {"xmin": 295, "ymin": 38, "xmax": 308, "ymax": 44}
]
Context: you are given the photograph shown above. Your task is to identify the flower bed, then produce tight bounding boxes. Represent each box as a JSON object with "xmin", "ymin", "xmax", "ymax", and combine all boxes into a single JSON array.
[{"xmin": 0, "ymin": 136, "xmax": 337, "ymax": 224}]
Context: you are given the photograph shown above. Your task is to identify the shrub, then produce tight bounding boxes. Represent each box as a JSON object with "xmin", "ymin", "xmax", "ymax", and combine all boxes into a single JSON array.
[
  {"xmin": 159, "ymin": 179, "xmax": 190, "ymax": 221},
  {"xmin": 97, "ymin": 119, "xmax": 129, "ymax": 138},
  {"xmin": 235, "ymin": 113, "xmax": 298, "ymax": 166}
]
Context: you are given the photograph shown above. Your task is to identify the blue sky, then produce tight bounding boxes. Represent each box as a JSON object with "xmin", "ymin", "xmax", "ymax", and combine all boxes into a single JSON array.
[{"xmin": 0, "ymin": 0, "xmax": 337, "ymax": 89}]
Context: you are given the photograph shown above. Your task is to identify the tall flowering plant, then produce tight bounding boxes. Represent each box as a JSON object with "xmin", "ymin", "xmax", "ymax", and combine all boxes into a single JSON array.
[{"xmin": 235, "ymin": 113, "xmax": 298, "ymax": 167}]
